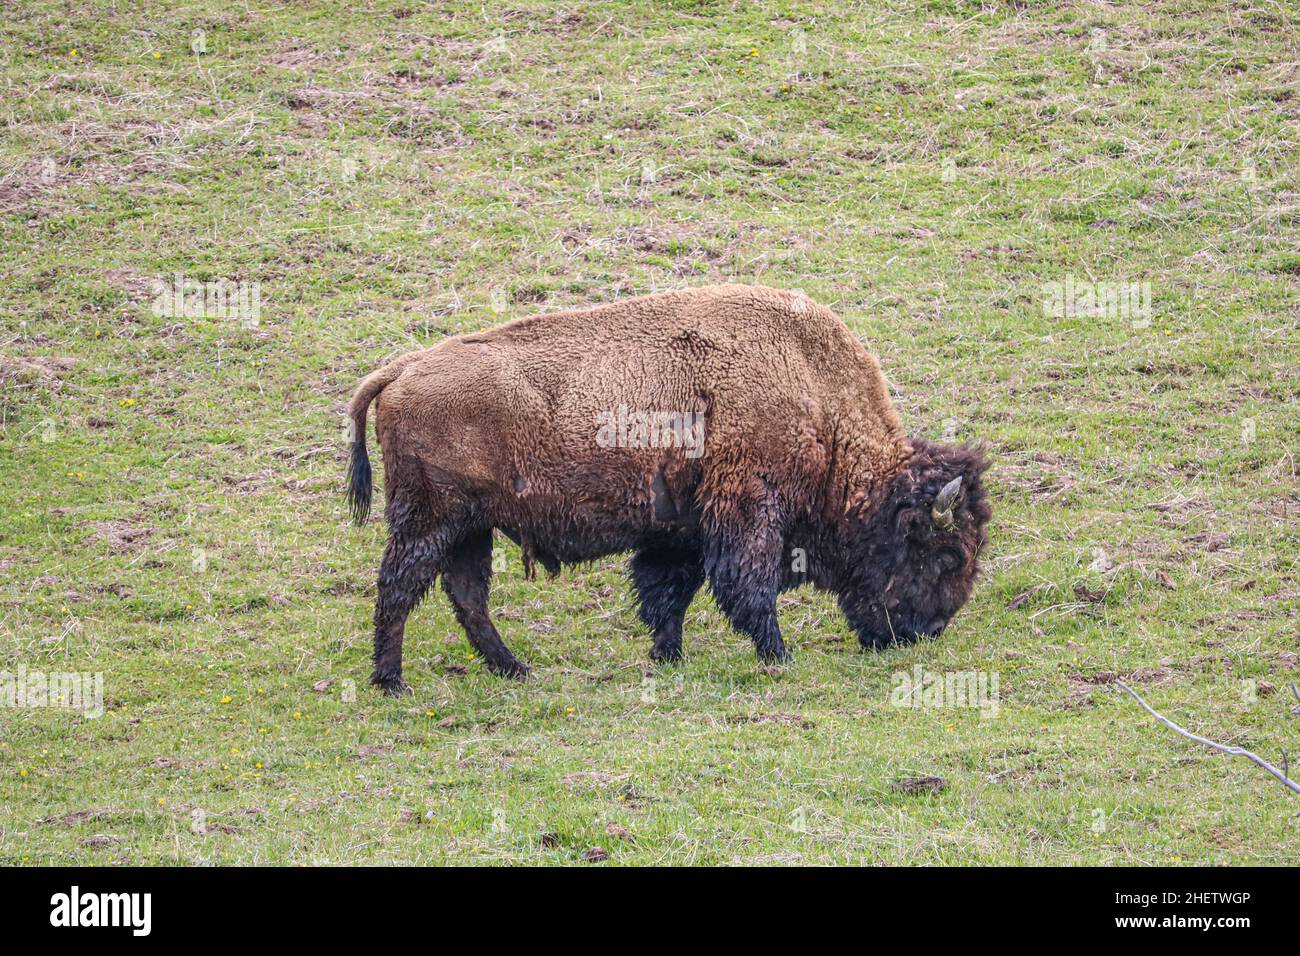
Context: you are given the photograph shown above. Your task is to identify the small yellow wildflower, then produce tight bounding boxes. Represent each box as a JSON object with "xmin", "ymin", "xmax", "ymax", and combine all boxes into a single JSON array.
[{"xmin": 220, "ymin": 695, "xmax": 232, "ymax": 704}]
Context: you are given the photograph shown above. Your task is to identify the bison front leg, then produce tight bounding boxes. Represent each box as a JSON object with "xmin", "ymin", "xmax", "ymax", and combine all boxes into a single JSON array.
[
  {"xmin": 703, "ymin": 533, "xmax": 789, "ymax": 665},
  {"xmin": 442, "ymin": 529, "xmax": 529, "ymax": 678},
  {"xmin": 630, "ymin": 547, "xmax": 704, "ymax": 662}
]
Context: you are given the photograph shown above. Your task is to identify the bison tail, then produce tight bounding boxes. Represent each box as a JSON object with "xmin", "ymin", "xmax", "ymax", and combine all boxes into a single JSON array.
[
  {"xmin": 345, "ymin": 357, "xmax": 413, "ymax": 526},
  {"xmin": 346, "ymin": 424, "xmax": 372, "ymax": 526}
]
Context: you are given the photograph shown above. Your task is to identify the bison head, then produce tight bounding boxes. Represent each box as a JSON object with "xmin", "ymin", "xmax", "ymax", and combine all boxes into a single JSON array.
[{"xmin": 837, "ymin": 438, "xmax": 991, "ymax": 649}]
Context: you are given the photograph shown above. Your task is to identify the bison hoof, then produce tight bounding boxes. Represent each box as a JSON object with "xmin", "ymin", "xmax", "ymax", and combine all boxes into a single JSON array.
[
  {"xmin": 488, "ymin": 658, "xmax": 530, "ymax": 679},
  {"xmin": 757, "ymin": 647, "xmax": 791, "ymax": 665},
  {"xmin": 372, "ymin": 674, "xmax": 412, "ymax": 697},
  {"xmin": 650, "ymin": 643, "xmax": 683, "ymax": 663}
]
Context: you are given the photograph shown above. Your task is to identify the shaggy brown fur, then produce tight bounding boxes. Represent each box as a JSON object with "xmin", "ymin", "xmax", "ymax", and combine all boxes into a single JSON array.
[{"xmin": 347, "ymin": 284, "xmax": 991, "ymax": 694}]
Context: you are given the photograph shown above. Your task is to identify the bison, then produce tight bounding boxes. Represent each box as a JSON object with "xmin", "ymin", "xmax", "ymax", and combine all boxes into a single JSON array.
[{"xmin": 347, "ymin": 284, "xmax": 990, "ymax": 695}]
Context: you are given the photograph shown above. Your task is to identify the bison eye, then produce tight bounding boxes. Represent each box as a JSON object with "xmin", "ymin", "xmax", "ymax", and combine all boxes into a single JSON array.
[{"xmin": 938, "ymin": 549, "xmax": 964, "ymax": 572}]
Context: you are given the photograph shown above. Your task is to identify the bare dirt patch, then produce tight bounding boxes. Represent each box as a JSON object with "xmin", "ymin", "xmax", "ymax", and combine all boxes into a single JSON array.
[
  {"xmin": 891, "ymin": 775, "xmax": 946, "ymax": 794},
  {"xmin": 728, "ymin": 712, "xmax": 817, "ymax": 729},
  {"xmin": 1065, "ymin": 666, "xmax": 1178, "ymax": 708},
  {"xmin": 43, "ymin": 806, "xmax": 116, "ymax": 827},
  {"xmin": 81, "ymin": 519, "xmax": 157, "ymax": 555},
  {"xmin": 103, "ymin": 269, "xmax": 157, "ymax": 303},
  {"xmin": 1, "ymin": 355, "xmax": 76, "ymax": 395},
  {"xmin": 80, "ymin": 834, "xmax": 123, "ymax": 848}
]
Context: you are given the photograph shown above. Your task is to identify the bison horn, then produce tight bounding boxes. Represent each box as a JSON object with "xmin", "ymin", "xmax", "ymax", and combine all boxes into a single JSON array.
[{"xmin": 931, "ymin": 477, "xmax": 962, "ymax": 532}]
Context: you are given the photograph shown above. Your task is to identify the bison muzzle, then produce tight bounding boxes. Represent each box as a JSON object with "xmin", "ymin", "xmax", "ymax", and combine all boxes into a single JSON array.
[{"xmin": 346, "ymin": 284, "xmax": 991, "ymax": 695}]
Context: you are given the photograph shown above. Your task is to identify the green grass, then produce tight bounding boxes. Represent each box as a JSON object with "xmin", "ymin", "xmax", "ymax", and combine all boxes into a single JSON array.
[{"xmin": 1, "ymin": 0, "xmax": 1297, "ymax": 865}]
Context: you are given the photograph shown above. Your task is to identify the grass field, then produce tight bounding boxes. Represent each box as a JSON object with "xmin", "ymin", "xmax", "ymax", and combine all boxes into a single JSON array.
[{"xmin": 1, "ymin": 0, "xmax": 1297, "ymax": 865}]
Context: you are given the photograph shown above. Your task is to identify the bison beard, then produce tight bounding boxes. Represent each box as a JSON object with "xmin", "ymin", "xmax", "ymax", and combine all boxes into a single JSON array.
[{"xmin": 346, "ymin": 284, "xmax": 991, "ymax": 695}]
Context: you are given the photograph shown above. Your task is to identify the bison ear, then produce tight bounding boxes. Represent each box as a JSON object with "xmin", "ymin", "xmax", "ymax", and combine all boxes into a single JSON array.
[{"xmin": 931, "ymin": 476, "xmax": 962, "ymax": 532}]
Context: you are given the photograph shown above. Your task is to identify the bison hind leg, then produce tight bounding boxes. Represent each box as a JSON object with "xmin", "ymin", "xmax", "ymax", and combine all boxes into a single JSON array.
[
  {"xmin": 630, "ymin": 547, "xmax": 704, "ymax": 663},
  {"xmin": 373, "ymin": 526, "xmax": 455, "ymax": 696},
  {"xmin": 442, "ymin": 528, "xmax": 529, "ymax": 678}
]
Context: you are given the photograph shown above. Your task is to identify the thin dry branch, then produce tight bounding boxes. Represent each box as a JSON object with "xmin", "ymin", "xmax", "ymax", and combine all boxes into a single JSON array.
[{"xmin": 1116, "ymin": 681, "xmax": 1300, "ymax": 797}]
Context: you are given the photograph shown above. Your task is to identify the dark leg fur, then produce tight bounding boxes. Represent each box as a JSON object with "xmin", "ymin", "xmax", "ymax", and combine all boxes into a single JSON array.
[
  {"xmin": 707, "ymin": 561, "xmax": 788, "ymax": 662},
  {"xmin": 442, "ymin": 529, "xmax": 529, "ymax": 678},
  {"xmin": 630, "ymin": 547, "xmax": 704, "ymax": 662},
  {"xmin": 703, "ymin": 524, "xmax": 789, "ymax": 664},
  {"xmin": 372, "ymin": 529, "xmax": 452, "ymax": 695}
]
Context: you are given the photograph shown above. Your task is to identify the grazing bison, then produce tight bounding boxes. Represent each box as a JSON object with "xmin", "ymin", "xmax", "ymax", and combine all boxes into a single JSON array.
[{"xmin": 347, "ymin": 284, "xmax": 990, "ymax": 695}]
